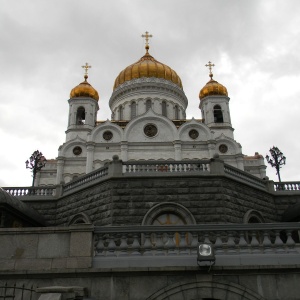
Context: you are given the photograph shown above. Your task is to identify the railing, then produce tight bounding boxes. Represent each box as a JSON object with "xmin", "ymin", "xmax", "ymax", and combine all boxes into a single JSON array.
[
  {"xmin": 224, "ymin": 164, "xmax": 266, "ymax": 189},
  {"xmin": 4, "ymin": 160, "xmax": 300, "ymax": 198},
  {"xmin": 3, "ymin": 186, "xmax": 56, "ymax": 197},
  {"xmin": 123, "ymin": 160, "xmax": 210, "ymax": 174},
  {"xmin": 63, "ymin": 165, "xmax": 109, "ymax": 193},
  {"xmin": 274, "ymin": 181, "xmax": 300, "ymax": 192},
  {"xmin": 0, "ymin": 283, "xmax": 37, "ymax": 300},
  {"xmin": 94, "ymin": 223, "xmax": 300, "ymax": 258}
]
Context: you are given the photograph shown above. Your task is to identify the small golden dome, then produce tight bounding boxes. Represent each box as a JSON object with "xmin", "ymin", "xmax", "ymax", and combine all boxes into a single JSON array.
[
  {"xmin": 70, "ymin": 75, "xmax": 99, "ymax": 101},
  {"xmin": 113, "ymin": 47, "xmax": 183, "ymax": 90},
  {"xmin": 199, "ymin": 77, "xmax": 228, "ymax": 100}
]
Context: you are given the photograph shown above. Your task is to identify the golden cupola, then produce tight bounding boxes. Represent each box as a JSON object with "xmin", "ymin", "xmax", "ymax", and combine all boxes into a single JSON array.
[
  {"xmin": 199, "ymin": 61, "xmax": 228, "ymax": 100},
  {"xmin": 70, "ymin": 74, "xmax": 99, "ymax": 101},
  {"xmin": 113, "ymin": 44, "xmax": 183, "ymax": 90}
]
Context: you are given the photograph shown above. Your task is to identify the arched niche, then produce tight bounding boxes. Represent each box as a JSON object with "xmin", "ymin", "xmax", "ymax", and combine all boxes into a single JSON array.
[{"xmin": 68, "ymin": 213, "xmax": 91, "ymax": 225}]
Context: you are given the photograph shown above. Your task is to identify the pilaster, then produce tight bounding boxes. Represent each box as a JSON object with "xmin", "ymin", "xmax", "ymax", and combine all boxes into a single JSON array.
[
  {"xmin": 86, "ymin": 142, "xmax": 95, "ymax": 174},
  {"xmin": 56, "ymin": 157, "xmax": 65, "ymax": 184},
  {"xmin": 173, "ymin": 140, "xmax": 182, "ymax": 160},
  {"xmin": 121, "ymin": 142, "xmax": 128, "ymax": 161}
]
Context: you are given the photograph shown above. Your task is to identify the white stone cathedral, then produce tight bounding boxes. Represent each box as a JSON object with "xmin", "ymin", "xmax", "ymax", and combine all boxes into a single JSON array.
[{"xmin": 38, "ymin": 33, "xmax": 266, "ymax": 186}]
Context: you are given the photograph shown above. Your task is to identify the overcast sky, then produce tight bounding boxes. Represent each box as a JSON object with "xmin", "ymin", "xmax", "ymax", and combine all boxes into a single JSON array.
[{"xmin": 1, "ymin": 0, "xmax": 299, "ymax": 187}]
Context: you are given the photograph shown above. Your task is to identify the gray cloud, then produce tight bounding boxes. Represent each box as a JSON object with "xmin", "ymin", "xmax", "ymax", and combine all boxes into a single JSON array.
[{"xmin": 0, "ymin": 0, "xmax": 299, "ymax": 185}]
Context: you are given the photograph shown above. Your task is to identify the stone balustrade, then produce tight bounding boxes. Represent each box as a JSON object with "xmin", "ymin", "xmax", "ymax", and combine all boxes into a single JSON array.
[
  {"xmin": 274, "ymin": 181, "xmax": 300, "ymax": 191},
  {"xmin": 3, "ymin": 159, "xmax": 300, "ymax": 199},
  {"xmin": 224, "ymin": 164, "xmax": 267, "ymax": 190},
  {"xmin": 94, "ymin": 223, "xmax": 300, "ymax": 259},
  {"xmin": 122, "ymin": 160, "xmax": 210, "ymax": 174},
  {"xmin": 3, "ymin": 186, "xmax": 56, "ymax": 197},
  {"xmin": 63, "ymin": 165, "xmax": 109, "ymax": 193}
]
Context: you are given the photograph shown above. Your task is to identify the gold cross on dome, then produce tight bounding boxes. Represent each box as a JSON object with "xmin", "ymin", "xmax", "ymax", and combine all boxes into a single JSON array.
[
  {"xmin": 205, "ymin": 61, "xmax": 215, "ymax": 79},
  {"xmin": 141, "ymin": 31, "xmax": 153, "ymax": 48},
  {"xmin": 82, "ymin": 62, "xmax": 91, "ymax": 76}
]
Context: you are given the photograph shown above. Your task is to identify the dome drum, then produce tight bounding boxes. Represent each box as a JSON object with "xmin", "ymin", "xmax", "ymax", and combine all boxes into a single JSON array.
[{"xmin": 109, "ymin": 77, "xmax": 188, "ymax": 109}]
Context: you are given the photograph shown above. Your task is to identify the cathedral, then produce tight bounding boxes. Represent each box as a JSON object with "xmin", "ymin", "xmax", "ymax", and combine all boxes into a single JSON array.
[
  {"xmin": 37, "ymin": 32, "xmax": 265, "ymax": 186},
  {"xmin": 1, "ymin": 33, "xmax": 300, "ymax": 300}
]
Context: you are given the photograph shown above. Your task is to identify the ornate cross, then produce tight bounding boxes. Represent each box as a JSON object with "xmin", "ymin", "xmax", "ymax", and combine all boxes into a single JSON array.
[
  {"xmin": 205, "ymin": 61, "xmax": 215, "ymax": 79},
  {"xmin": 141, "ymin": 31, "xmax": 153, "ymax": 48},
  {"xmin": 82, "ymin": 62, "xmax": 91, "ymax": 76}
]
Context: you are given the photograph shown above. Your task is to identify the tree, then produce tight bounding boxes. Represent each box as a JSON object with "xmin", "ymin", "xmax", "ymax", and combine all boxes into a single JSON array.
[
  {"xmin": 265, "ymin": 146, "xmax": 286, "ymax": 182},
  {"xmin": 25, "ymin": 150, "xmax": 47, "ymax": 187}
]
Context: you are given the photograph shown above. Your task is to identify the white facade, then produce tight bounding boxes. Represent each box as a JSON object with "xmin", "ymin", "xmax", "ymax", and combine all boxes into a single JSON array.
[{"xmin": 37, "ymin": 55, "xmax": 266, "ymax": 186}]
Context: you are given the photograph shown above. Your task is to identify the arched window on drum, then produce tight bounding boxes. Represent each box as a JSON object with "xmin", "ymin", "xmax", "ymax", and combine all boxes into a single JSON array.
[
  {"xmin": 131, "ymin": 101, "xmax": 137, "ymax": 118},
  {"xmin": 119, "ymin": 105, "xmax": 123, "ymax": 120},
  {"xmin": 146, "ymin": 99, "xmax": 152, "ymax": 112},
  {"xmin": 174, "ymin": 105, "xmax": 179, "ymax": 120}
]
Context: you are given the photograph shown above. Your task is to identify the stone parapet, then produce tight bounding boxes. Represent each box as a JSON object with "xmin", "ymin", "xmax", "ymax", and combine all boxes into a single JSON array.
[{"xmin": 0, "ymin": 225, "xmax": 93, "ymax": 272}]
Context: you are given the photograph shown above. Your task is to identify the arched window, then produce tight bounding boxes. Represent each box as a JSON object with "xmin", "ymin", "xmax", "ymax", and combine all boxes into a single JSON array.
[
  {"xmin": 143, "ymin": 203, "xmax": 196, "ymax": 247},
  {"xmin": 152, "ymin": 213, "xmax": 186, "ymax": 226},
  {"xmin": 131, "ymin": 101, "xmax": 137, "ymax": 118},
  {"xmin": 119, "ymin": 105, "xmax": 123, "ymax": 120},
  {"xmin": 146, "ymin": 99, "xmax": 152, "ymax": 111},
  {"xmin": 174, "ymin": 105, "xmax": 179, "ymax": 119},
  {"xmin": 152, "ymin": 212, "xmax": 187, "ymax": 246},
  {"xmin": 76, "ymin": 107, "xmax": 85, "ymax": 125},
  {"xmin": 162, "ymin": 101, "xmax": 167, "ymax": 117},
  {"xmin": 244, "ymin": 210, "xmax": 265, "ymax": 244},
  {"xmin": 213, "ymin": 105, "xmax": 223, "ymax": 123}
]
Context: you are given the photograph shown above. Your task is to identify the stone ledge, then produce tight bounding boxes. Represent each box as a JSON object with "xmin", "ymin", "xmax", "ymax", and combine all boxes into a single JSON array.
[{"xmin": 1, "ymin": 264, "xmax": 300, "ymax": 277}]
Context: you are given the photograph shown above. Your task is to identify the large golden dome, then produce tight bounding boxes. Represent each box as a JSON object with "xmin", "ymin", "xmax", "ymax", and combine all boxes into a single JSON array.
[
  {"xmin": 113, "ymin": 46, "xmax": 183, "ymax": 90},
  {"xmin": 199, "ymin": 73, "xmax": 228, "ymax": 100},
  {"xmin": 70, "ymin": 75, "xmax": 99, "ymax": 101}
]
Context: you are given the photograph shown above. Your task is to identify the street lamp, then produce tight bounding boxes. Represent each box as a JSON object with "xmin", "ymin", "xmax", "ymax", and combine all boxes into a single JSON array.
[
  {"xmin": 25, "ymin": 150, "xmax": 47, "ymax": 187},
  {"xmin": 265, "ymin": 146, "xmax": 286, "ymax": 182},
  {"xmin": 197, "ymin": 243, "xmax": 215, "ymax": 271}
]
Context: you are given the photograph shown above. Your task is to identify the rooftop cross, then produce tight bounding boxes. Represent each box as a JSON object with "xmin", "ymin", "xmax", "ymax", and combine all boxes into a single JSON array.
[
  {"xmin": 82, "ymin": 62, "xmax": 91, "ymax": 79},
  {"xmin": 141, "ymin": 31, "xmax": 153, "ymax": 52},
  {"xmin": 205, "ymin": 61, "xmax": 215, "ymax": 79}
]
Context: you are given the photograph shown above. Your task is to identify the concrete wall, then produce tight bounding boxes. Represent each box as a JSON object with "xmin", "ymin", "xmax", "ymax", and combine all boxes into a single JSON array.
[
  {"xmin": 2, "ymin": 268, "xmax": 300, "ymax": 300},
  {"xmin": 1, "ymin": 225, "xmax": 300, "ymax": 299}
]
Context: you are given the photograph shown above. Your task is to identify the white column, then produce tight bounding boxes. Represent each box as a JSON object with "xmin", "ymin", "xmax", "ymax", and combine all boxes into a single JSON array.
[
  {"xmin": 56, "ymin": 158, "xmax": 65, "ymax": 184},
  {"xmin": 121, "ymin": 142, "xmax": 128, "ymax": 161},
  {"xmin": 86, "ymin": 143, "xmax": 95, "ymax": 173},
  {"xmin": 174, "ymin": 140, "xmax": 182, "ymax": 160}
]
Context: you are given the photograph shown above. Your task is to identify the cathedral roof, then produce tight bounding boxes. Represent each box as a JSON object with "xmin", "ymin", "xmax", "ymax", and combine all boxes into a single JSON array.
[
  {"xmin": 70, "ymin": 75, "xmax": 99, "ymax": 101},
  {"xmin": 199, "ymin": 62, "xmax": 228, "ymax": 100},
  {"xmin": 113, "ymin": 45, "xmax": 183, "ymax": 90},
  {"xmin": 199, "ymin": 78, "xmax": 228, "ymax": 100}
]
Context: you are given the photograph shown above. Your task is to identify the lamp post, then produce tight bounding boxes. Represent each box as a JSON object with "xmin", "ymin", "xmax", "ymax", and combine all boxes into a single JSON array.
[
  {"xmin": 25, "ymin": 150, "xmax": 47, "ymax": 187},
  {"xmin": 265, "ymin": 146, "xmax": 286, "ymax": 182}
]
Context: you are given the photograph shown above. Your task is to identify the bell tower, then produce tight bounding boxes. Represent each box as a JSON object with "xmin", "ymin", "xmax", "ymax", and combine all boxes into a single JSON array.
[
  {"xmin": 66, "ymin": 63, "xmax": 99, "ymax": 142},
  {"xmin": 199, "ymin": 61, "xmax": 233, "ymax": 139}
]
